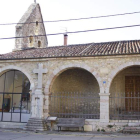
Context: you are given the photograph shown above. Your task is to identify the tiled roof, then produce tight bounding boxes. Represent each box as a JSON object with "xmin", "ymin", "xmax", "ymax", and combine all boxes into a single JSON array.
[{"xmin": 1, "ymin": 40, "xmax": 140, "ymax": 60}]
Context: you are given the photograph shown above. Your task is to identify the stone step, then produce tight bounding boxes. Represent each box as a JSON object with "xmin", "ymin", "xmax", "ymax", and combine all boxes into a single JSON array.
[
  {"xmin": 123, "ymin": 127, "xmax": 140, "ymax": 134},
  {"xmin": 29, "ymin": 118, "xmax": 45, "ymax": 120},
  {"xmin": 27, "ymin": 122, "xmax": 45, "ymax": 124},
  {"xmin": 24, "ymin": 126, "xmax": 45, "ymax": 129},
  {"xmin": 25, "ymin": 124, "xmax": 45, "ymax": 126},
  {"xmin": 125, "ymin": 127, "xmax": 140, "ymax": 130},
  {"xmin": 26, "ymin": 124, "xmax": 44, "ymax": 127},
  {"xmin": 28, "ymin": 121, "xmax": 44, "ymax": 124},
  {"xmin": 29, "ymin": 119, "xmax": 44, "ymax": 120},
  {"xmin": 28, "ymin": 119, "xmax": 45, "ymax": 121},
  {"xmin": 23, "ymin": 128, "xmax": 47, "ymax": 131},
  {"xmin": 23, "ymin": 118, "xmax": 47, "ymax": 131},
  {"xmin": 26, "ymin": 122, "xmax": 44, "ymax": 124},
  {"xmin": 28, "ymin": 121, "xmax": 44, "ymax": 123},
  {"xmin": 28, "ymin": 120, "xmax": 44, "ymax": 122},
  {"xmin": 24, "ymin": 126, "xmax": 47, "ymax": 129}
]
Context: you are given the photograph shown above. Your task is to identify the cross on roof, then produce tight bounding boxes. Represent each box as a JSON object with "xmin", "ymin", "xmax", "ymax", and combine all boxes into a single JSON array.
[{"xmin": 34, "ymin": 0, "xmax": 36, "ymax": 3}]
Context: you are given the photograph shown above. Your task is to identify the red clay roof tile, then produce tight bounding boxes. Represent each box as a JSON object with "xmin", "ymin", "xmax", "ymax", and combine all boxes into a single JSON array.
[{"xmin": 1, "ymin": 40, "xmax": 140, "ymax": 60}]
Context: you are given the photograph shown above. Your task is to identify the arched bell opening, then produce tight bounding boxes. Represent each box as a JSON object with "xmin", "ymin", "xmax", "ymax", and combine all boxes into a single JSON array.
[
  {"xmin": 49, "ymin": 68, "xmax": 100, "ymax": 119},
  {"xmin": 0, "ymin": 70, "xmax": 31, "ymax": 122},
  {"xmin": 38, "ymin": 41, "xmax": 41, "ymax": 48},
  {"xmin": 29, "ymin": 36, "xmax": 33, "ymax": 47}
]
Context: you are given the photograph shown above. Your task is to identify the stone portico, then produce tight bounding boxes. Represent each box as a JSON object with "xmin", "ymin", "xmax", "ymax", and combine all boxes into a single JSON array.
[{"xmin": 0, "ymin": 54, "xmax": 140, "ymax": 131}]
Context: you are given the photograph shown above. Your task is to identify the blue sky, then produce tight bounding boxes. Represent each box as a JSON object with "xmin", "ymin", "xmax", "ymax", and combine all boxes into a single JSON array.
[{"xmin": 0, "ymin": 0, "xmax": 140, "ymax": 53}]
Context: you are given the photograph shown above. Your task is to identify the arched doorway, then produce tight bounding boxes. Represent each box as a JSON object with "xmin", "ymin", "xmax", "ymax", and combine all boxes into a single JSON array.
[
  {"xmin": 49, "ymin": 68, "xmax": 100, "ymax": 119},
  {"xmin": 0, "ymin": 70, "xmax": 30, "ymax": 122},
  {"xmin": 109, "ymin": 66, "xmax": 140, "ymax": 121}
]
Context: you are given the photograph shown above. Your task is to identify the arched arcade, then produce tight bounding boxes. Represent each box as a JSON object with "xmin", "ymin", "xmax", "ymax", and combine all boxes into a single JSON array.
[{"xmin": 48, "ymin": 67, "xmax": 100, "ymax": 119}]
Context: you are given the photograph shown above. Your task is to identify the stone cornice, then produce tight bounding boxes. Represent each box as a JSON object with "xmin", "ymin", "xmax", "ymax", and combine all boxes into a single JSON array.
[{"xmin": 0, "ymin": 54, "xmax": 140, "ymax": 63}]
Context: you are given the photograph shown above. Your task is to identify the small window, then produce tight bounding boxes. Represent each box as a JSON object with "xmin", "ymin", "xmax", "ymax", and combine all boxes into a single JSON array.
[
  {"xmin": 35, "ymin": 21, "xmax": 39, "ymax": 35},
  {"xmin": 29, "ymin": 36, "xmax": 33, "ymax": 43},
  {"xmin": 29, "ymin": 36, "xmax": 33, "ymax": 46},
  {"xmin": 38, "ymin": 41, "xmax": 41, "ymax": 47},
  {"xmin": 36, "ymin": 21, "xmax": 38, "ymax": 26}
]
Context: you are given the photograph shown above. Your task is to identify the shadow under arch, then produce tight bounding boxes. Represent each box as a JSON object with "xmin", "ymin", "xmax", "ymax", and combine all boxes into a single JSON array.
[
  {"xmin": 107, "ymin": 61, "xmax": 140, "ymax": 94},
  {"xmin": 45, "ymin": 64, "xmax": 101, "ymax": 94},
  {"xmin": 108, "ymin": 62, "xmax": 140, "ymax": 121},
  {"xmin": 47, "ymin": 66, "xmax": 101, "ymax": 119}
]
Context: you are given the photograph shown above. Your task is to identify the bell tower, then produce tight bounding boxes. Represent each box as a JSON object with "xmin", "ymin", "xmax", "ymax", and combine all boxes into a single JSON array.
[{"xmin": 14, "ymin": 3, "xmax": 48, "ymax": 51}]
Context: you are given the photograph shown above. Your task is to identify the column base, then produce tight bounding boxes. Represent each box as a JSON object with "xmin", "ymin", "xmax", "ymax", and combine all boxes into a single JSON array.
[{"xmin": 100, "ymin": 119, "xmax": 109, "ymax": 123}]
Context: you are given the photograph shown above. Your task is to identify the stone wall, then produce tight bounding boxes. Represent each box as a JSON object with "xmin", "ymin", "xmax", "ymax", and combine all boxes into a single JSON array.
[
  {"xmin": 110, "ymin": 66, "xmax": 140, "ymax": 95},
  {"xmin": 15, "ymin": 4, "xmax": 48, "ymax": 50},
  {"xmin": 109, "ymin": 66, "xmax": 140, "ymax": 120},
  {"xmin": 49, "ymin": 68, "xmax": 100, "ymax": 118},
  {"xmin": 51, "ymin": 68, "xmax": 99, "ymax": 93},
  {"xmin": 0, "ymin": 54, "xmax": 140, "ymax": 125}
]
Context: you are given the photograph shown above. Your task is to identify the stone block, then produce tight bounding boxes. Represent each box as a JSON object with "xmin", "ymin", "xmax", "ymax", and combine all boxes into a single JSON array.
[
  {"xmin": 100, "ymin": 68, "xmax": 109, "ymax": 74},
  {"xmin": 84, "ymin": 125, "xmax": 93, "ymax": 131},
  {"xmin": 128, "ymin": 122, "xmax": 140, "ymax": 127}
]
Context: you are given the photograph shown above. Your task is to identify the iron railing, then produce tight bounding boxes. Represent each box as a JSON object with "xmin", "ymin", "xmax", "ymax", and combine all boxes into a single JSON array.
[
  {"xmin": 49, "ymin": 92, "xmax": 100, "ymax": 119},
  {"xmin": 110, "ymin": 92, "xmax": 140, "ymax": 121}
]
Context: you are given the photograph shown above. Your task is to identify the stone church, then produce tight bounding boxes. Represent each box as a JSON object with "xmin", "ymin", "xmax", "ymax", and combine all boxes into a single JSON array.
[{"xmin": 0, "ymin": 2, "xmax": 140, "ymax": 131}]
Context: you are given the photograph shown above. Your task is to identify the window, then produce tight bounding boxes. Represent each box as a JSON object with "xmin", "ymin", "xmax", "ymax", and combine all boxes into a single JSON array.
[
  {"xmin": 29, "ymin": 36, "xmax": 33, "ymax": 46},
  {"xmin": 36, "ymin": 21, "xmax": 38, "ymax": 26},
  {"xmin": 38, "ymin": 41, "xmax": 41, "ymax": 48}
]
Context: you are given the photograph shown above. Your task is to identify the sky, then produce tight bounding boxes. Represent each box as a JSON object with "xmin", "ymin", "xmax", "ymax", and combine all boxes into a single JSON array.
[{"xmin": 0, "ymin": 0, "xmax": 140, "ymax": 54}]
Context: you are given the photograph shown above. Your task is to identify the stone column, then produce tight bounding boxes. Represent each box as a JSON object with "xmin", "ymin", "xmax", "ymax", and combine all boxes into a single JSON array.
[
  {"xmin": 32, "ymin": 63, "xmax": 48, "ymax": 118},
  {"xmin": 31, "ymin": 89, "xmax": 44, "ymax": 118},
  {"xmin": 25, "ymin": 64, "xmax": 48, "ymax": 131},
  {"xmin": 43, "ymin": 92, "xmax": 50, "ymax": 118},
  {"xmin": 99, "ymin": 93, "xmax": 110, "ymax": 123},
  {"xmin": 35, "ymin": 89, "xmax": 44, "ymax": 118},
  {"xmin": 31, "ymin": 93, "xmax": 36, "ymax": 118}
]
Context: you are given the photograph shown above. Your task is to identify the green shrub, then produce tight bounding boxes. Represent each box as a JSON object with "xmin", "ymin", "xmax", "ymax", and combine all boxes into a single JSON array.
[
  {"xmin": 107, "ymin": 125, "xmax": 113, "ymax": 128},
  {"xmin": 101, "ymin": 129, "xmax": 105, "ymax": 132}
]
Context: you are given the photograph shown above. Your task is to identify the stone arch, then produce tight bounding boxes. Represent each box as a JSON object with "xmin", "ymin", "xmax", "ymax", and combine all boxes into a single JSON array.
[
  {"xmin": 107, "ymin": 61, "xmax": 140, "ymax": 93},
  {"xmin": 0, "ymin": 65, "xmax": 35, "ymax": 92},
  {"xmin": 44, "ymin": 63, "xmax": 102, "ymax": 94}
]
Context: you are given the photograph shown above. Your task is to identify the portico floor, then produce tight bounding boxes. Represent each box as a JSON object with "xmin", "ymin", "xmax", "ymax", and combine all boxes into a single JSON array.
[{"xmin": 0, "ymin": 128, "xmax": 140, "ymax": 140}]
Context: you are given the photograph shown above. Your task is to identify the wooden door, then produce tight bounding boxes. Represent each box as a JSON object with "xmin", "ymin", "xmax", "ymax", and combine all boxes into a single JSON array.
[{"xmin": 125, "ymin": 76, "xmax": 140, "ymax": 112}]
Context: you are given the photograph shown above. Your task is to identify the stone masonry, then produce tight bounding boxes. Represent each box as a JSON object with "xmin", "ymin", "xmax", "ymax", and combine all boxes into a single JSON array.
[
  {"xmin": 0, "ymin": 55, "xmax": 140, "ymax": 126},
  {"xmin": 14, "ymin": 3, "xmax": 48, "ymax": 51},
  {"xmin": 1, "ymin": 2, "xmax": 140, "ymax": 132}
]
